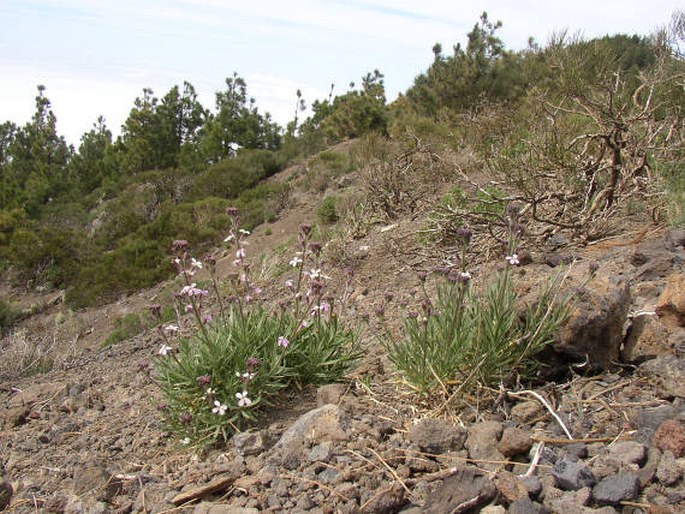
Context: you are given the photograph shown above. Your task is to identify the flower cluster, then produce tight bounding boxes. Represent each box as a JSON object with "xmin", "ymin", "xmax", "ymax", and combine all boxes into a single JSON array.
[{"xmin": 155, "ymin": 209, "xmax": 359, "ymax": 447}]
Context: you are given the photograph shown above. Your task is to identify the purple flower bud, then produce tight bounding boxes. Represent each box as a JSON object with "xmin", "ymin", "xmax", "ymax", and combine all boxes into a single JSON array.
[
  {"xmin": 245, "ymin": 357, "xmax": 261, "ymax": 371},
  {"xmin": 137, "ymin": 360, "xmax": 150, "ymax": 372},
  {"xmin": 588, "ymin": 261, "xmax": 599, "ymax": 275},
  {"xmin": 147, "ymin": 304, "xmax": 162, "ymax": 318},
  {"xmin": 179, "ymin": 412, "xmax": 192, "ymax": 425},
  {"xmin": 375, "ymin": 305, "xmax": 385, "ymax": 317},
  {"xmin": 171, "ymin": 240, "xmax": 189, "ymax": 253},
  {"xmin": 455, "ymin": 227, "xmax": 472, "ymax": 244},
  {"xmin": 226, "ymin": 207, "xmax": 240, "ymax": 217},
  {"xmin": 310, "ymin": 279, "xmax": 325, "ymax": 293},
  {"xmin": 299, "ymin": 223, "xmax": 312, "ymax": 236},
  {"xmin": 196, "ymin": 375, "xmax": 211, "ymax": 387},
  {"xmin": 308, "ymin": 242, "xmax": 323, "ymax": 255},
  {"xmin": 157, "ymin": 402, "xmax": 167, "ymax": 411},
  {"xmin": 506, "ymin": 203, "xmax": 520, "ymax": 219},
  {"xmin": 406, "ymin": 311, "xmax": 418, "ymax": 319}
]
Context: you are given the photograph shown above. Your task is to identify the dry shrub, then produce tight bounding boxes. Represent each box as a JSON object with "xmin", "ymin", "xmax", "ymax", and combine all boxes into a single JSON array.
[
  {"xmin": 0, "ymin": 329, "xmax": 57, "ymax": 380},
  {"xmin": 360, "ymin": 139, "xmax": 454, "ymax": 220}
]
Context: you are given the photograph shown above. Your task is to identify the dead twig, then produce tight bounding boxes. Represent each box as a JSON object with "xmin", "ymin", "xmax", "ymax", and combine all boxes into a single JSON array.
[
  {"xmin": 507, "ymin": 390, "xmax": 573, "ymax": 440},
  {"xmin": 170, "ymin": 474, "xmax": 235, "ymax": 506}
]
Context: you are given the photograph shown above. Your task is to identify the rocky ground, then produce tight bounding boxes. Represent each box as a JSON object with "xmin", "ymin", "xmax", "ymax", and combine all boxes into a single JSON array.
[{"xmin": 2, "ymin": 158, "xmax": 685, "ymax": 513}]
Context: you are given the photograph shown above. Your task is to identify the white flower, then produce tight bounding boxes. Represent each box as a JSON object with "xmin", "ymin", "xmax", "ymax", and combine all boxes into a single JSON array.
[
  {"xmin": 285, "ymin": 279, "xmax": 295, "ymax": 289},
  {"xmin": 506, "ymin": 254, "xmax": 520, "ymax": 266},
  {"xmin": 212, "ymin": 400, "xmax": 228, "ymax": 415},
  {"xmin": 239, "ymin": 229, "xmax": 251, "ymax": 236},
  {"xmin": 224, "ymin": 232, "xmax": 236, "ymax": 243},
  {"xmin": 190, "ymin": 258, "xmax": 203, "ymax": 270},
  {"xmin": 164, "ymin": 324, "xmax": 180, "ymax": 333},
  {"xmin": 181, "ymin": 437, "xmax": 191, "ymax": 445},
  {"xmin": 235, "ymin": 371, "xmax": 256, "ymax": 380},
  {"xmin": 204, "ymin": 387, "xmax": 216, "ymax": 398},
  {"xmin": 236, "ymin": 391, "xmax": 252, "ymax": 407},
  {"xmin": 236, "ymin": 248, "xmax": 246, "ymax": 260},
  {"xmin": 158, "ymin": 344, "xmax": 172, "ymax": 356},
  {"xmin": 308, "ymin": 268, "xmax": 322, "ymax": 279},
  {"xmin": 289, "ymin": 256, "xmax": 303, "ymax": 267}
]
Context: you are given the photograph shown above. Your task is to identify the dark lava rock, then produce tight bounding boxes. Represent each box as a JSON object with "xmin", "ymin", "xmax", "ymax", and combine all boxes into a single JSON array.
[
  {"xmin": 592, "ymin": 472, "xmax": 640, "ymax": 505},
  {"xmin": 465, "ymin": 421, "xmax": 504, "ymax": 472},
  {"xmin": 409, "ymin": 418, "xmax": 466, "ymax": 454},
  {"xmin": 552, "ymin": 457, "xmax": 597, "ymax": 491},
  {"xmin": 0, "ymin": 477, "xmax": 13, "ymax": 510},
  {"xmin": 361, "ymin": 483, "xmax": 406, "ymax": 514},
  {"xmin": 422, "ymin": 466, "xmax": 497, "ymax": 514},
  {"xmin": 640, "ymin": 355, "xmax": 685, "ymax": 400},
  {"xmin": 508, "ymin": 497, "xmax": 549, "ymax": 514},
  {"xmin": 233, "ymin": 430, "xmax": 274, "ymax": 457}
]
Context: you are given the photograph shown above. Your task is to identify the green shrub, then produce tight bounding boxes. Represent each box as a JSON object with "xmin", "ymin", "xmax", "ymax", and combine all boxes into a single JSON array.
[
  {"xmin": 155, "ymin": 214, "xmax": 360, "ymax": 446},
  {"xmin": 102, "ymin": 313, "xmax": 145, "ymax": 347},
  {"xmin": 384, "ymin": 206, "xmax": 569, "ymax": 396},
  {"xmin": 318, "ymin": 196, "xmax": 339, "ymax": 224},
  {"xmin": 0, "ymin": 298, "xmax": 22, "ymax": 334},
  {"xmin": 658, "ymin": 161, "xmax": 685, "ymax": 228}
]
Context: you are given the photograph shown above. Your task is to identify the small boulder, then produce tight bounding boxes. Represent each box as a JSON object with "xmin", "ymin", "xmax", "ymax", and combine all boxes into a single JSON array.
[
  {"xmin": 409, "ymin": 418, "xmax": 466, "ymax": 454},
  {"xmin": 494, "ymin": 471, "xmax": 528, "ymax": 503},
  {"xmin": 465, "ymin": 421, "xmax": 504, "ymax": 472},
  {"xmin": 656, "ymin": 272, "xmax": 685, "ymax": 328},
  {"xmin": 656, "ymin": 450, "xmax": 683, "ymax": 486},
  {"xmin": 498, "ymin": 427, "xmax": 532, "ymax": 457},
  {"xmin": 361, "ymin": 483, "xmax": 406, "ymax": 514},
  {"xmin": 0, "ymin": 477, "xmax": 13, "ymax": 510},
  {"xmin": 653, "ymin": 419, "xmax": 685, "ymax": 458},
  {"xmin": 508, "ymin": 497, "xmax": 549, "ymax": 514},
  {"xmin": 622, "ymin": 314, "xmax": 672, "ymax": 363},
  {"xmin": 511, "ymin": 401, "xmax": 543, "ymax": 424},
  {"xmin": 233, "ymin": 430, "xmax": 274, "ymax": 457},
  {"xmin": 592, "ymin": 472, "xmax": 640, "ymax": 505},
  {"xmin": 554, "ymin": 275, "xmax": 630, "ymax": 369},
  {"xmin": 316, "ymin": 383, "xmax": 347, "ymax": 406},
  {"xmin": 552, "ymin": 457, "xmax": 597, "ymax": 491},
  {"xmin": 639, "ymin": 355, "xmax": 685, "ymax": 399},
  {"xmin": 422, "ymin": 466, "xmax": 497, "ymax": 514}
]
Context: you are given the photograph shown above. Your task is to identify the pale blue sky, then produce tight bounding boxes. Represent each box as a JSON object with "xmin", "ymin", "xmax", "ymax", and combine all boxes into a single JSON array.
[{"xmin": 0, "ymin": 0, "xmax": 681, "ymax": 145}]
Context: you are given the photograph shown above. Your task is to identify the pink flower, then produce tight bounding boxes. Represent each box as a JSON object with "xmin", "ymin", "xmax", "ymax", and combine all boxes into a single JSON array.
[
  {"xmin": 285, "ymin": 279, "xmax": 295, "ymax": 290},
  {"xmin": 506, "ymin": 254, "xmax": 520, "ymax": 266},
  {"xmin": 277, "ymin": 336, "xmax": 290, "ymax": 348},
  {"xmin": 236, "ymin": 391, "xmax": 252, "ymax": 407}
]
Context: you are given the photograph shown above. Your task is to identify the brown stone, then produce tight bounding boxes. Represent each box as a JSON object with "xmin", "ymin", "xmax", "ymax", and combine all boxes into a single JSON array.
[
  {"xmin": 511, "ymin": 400, "xmax": 543, "ymax": 424},
  {"xmin": 555, "ymin": 275, "xmax": 630, "ymax": 368},
  {"xmin": 622, "ymin": 314, "xmax": 672, "ymax": 363},
  {"xmin": 656, "ymin": 272, "xmax": 685, "ymax": 328},
  {"xmin": 494, "ymin": 471, "xmax": 529, "ymax": 504},
  {"xmin": 316, "ymin": 383, "xmax": 347, "ymax": 407},
  {"xmin": 498, "ymin": 427, "xmax": 533, "ymax": 457},
  {"xmin": 652, "ymin": 419, "xmax": 685, "ymax": 458}
]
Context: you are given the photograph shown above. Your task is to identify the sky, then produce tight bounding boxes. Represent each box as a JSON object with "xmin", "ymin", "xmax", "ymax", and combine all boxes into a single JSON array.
[{"xmin": 0, "ymin": 0, "xmax": 681, "ymax": 146}]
